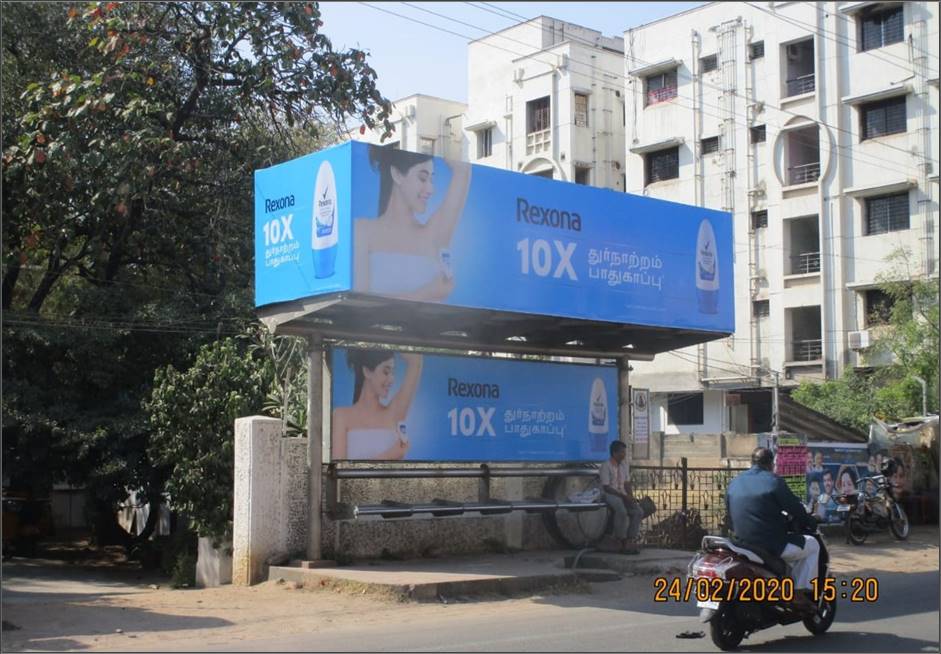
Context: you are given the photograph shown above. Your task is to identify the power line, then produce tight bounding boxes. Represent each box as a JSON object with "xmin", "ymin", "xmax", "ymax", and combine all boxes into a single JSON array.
[{"xmin": 459, "ymin": 1, "xmax": 938, "ymax": 173}]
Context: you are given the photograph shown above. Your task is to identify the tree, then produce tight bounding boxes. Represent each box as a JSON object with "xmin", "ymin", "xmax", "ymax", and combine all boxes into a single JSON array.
[
  {"xmin": 1, "ymin": 2, "xmax": 392, "ymax": 545},
  {"xmin": 793, "ymin": 248, "xmax": 939, "ymax": 431}
]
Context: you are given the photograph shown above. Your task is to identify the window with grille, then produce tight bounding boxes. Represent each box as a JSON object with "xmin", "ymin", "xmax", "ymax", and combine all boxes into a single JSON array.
[
  {"xmin": 864, "ymin": 289, "xmax": 895, "ymax": 326},
  {"xmin": 861, "ymin": 95, "xmax": 906, "ymax": 140},
  {"xmin": 859, "ymin": 4, "xmax": 904, "ymax": 52},
  {"xmin": 754, "ymin": 300, "xmax": 770, "ymax": 318},
  {"xmin": 645, "ymin": 69, "xmax": 678, "ymax": 106},
  {"xmin": 749, "ymin": 41, "xmax": 765, "ymax": 59},
  {"xmin": 476, "ymin": 128, "xmax": 493, "ymax": 159},
  {"xmin": 419, "ymin": 138, "xmax": 435, "ymax": 155},
  {"xmin": 700, "ymin": 54, "xmax": 718, "ymax": 73},
  {"xmin": 701, "ymin": 136, "xmax": 720, "ymax": 155},
  {"xmin": 574, "ymin": 93, "xmax": 589, "ymax": 127},
  {"xmin": 527, "ymin": 96, "xmax": 551, "ymax": 134},
  {"xmin": 645, "ymin": 147, "xmax": 679, "ymax": 185},
  {"xmin": 865, "ymin": 192, "xmax": 909, "ymax": 235},
  {"xmin": 750, "ymin": 124, "xmax": 767, "ymax": 143},
  {"xmin": 575, "ymin": 167, "xmax": 590, "ymax": 185},
  {"xmin": 751, "ymin": 210, "xmax": 768, "ymax": 229},
  {"xmin": 667, "ymin": 393, "xmax": 704, "ymax": 425}
]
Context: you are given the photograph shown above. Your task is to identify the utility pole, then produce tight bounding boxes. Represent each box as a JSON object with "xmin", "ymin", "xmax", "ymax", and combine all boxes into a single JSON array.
[
  {"xmin": 912, "ymin": 375, "xmax": 927, "ymax": 417},
  {"xmin": 772, "ymin": 370, "xmax": 780, "ymax": 434}
]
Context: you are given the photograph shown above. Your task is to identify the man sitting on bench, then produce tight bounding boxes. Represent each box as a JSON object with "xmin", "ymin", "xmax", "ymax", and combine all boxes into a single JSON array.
[{"xmin": 600, "ymin": 440, "xmax": 643, "ymax": 555}]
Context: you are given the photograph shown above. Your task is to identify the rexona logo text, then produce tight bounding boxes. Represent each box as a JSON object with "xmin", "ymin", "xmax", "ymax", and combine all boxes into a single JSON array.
[
  {"xmin": 312, "ymin": 160, "xmax": 338, "ymax": 278},
  {"xmin": 265, "ymin": 195, "xmax": 295, "ymax": 214},
  {"xmin": 516, "ymin": 197, "xmax": 582, "ymax": 232}
]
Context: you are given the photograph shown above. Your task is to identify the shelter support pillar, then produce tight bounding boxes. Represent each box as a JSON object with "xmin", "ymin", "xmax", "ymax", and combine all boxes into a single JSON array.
[
  {"xmin": 618, "ymin": 357, "xmax": 631, "ymax": 455},
  {"xmin": 307, "ymin": 334, "xmax": 324, "ymax": 561}
]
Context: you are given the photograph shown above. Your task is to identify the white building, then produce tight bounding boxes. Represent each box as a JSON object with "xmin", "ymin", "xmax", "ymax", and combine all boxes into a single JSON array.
[
  {"xmin": 466, "ymin": 16, "xmax": 626, "ymax": 189},
  {"xmin": 623, "ymin": 1, "xmax": 939, "ymax": 435},
  {"xmin": 353, "ymin": 93, "xmax": 467, "ymax": 161},
  {"xmin": 351, "ymin": 4, "xmax": 938, "ymax": 439}
]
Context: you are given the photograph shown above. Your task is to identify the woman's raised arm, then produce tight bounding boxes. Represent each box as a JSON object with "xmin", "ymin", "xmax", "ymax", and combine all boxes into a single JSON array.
[
  {"xmin": 389, "ymin": 352, "xmax": 423, "ymax": 422},
  {"xmin": 429, "ymin": 160, "xmax": 471, "ymax": 246}
]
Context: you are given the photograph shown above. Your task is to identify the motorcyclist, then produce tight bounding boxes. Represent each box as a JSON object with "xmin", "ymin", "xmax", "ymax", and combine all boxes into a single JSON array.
[{"xmin": 726, "ymin": 447, "xmax": 819, "ymax": 609}]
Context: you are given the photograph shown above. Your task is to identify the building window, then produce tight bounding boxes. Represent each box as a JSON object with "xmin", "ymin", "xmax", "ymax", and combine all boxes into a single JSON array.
[
  {"xmin": 783, "ymin": 39, "xmax": 815, "ymax": 97},
  {"xmin": 859, "ymin": 4, "xmax": 904, "ymax": 52},
  {"xmin": 700, "ymin": 54, "xmax": 718, "ymax": 73},
  {"xmin": 701, "ymin": 136, "xmax": 720, "ymax": 155},
  {"xmin": 419, "ymin": 137, "xmax": 435, "ymax": 155},
  {"xmin": 864, "ymin": 289, "xmax": 895, "ymax": 326},
  {"xmin": 476, "ymin": 128, "xmax": 493, "ymax": 159},
  {"xmin": 865, "ymin": 192, "xmax": 909, "ymax": 235},
  {"xmin": 646, "ymin": 69, "xmax": 677, "ymax": 106},
  {"xmin": 527, "ymin": 96, "xmax": 551, "ymax": 134},
  {"xmin": 574, "ymin": 166, "xmax": 590, "ymax": 185},
  {"xmin": 574, "ymin": 93, "xmax": 589, "ymax": 127},
  {"xmin": 750, "ymin": 124, "xmax": 767, "ymax": 144},
  {"xmin": 645, "ymin": 147, "xmax": 679, "ymax": 185},
  {"xmin": 860, "ymin": 95, "xmax": 906, "ymax": 140},
  {"xmin": 751, "ymin": 210, "xmax": 768, "ymax": 229},
  {"xmin": 749, "ymin": 41, "xmax": 765, "ymax": 60},
  {"xmin": 667, "ymin": 393, "xmax": 704, "ymax": 425},
  {"xmin": 754, "ymin": 300, "xmax": 770, "ymax": 318}
]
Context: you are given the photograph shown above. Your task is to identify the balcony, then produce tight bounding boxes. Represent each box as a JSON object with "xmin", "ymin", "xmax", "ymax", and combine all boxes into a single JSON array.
[
  {"xmin": 790, "ymin": 251, "xmax": 821, "ymax": 275},
  {"xmin": 785, "ymin": 73, "xmax": 815, "ymax": 97},
  {"xmin": 526, "ymin": 129, "xmax": 550, "ymax": 155},
  {"xmin": 788, "ymin": 161, "xmax": 820, "ymax": 185},
  {"xmin": 792, "ymin": 338, "xmax": 822, "ymax": 362}
]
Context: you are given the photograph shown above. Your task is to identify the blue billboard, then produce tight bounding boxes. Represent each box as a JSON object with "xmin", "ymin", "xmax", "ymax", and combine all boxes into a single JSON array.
[
  {"xmin": 255, "ymin": 141, "xmax": 734, "ymax": 333},
  {"xmin": 330, "ymin": 348, "xmax": 619, "ymax": 462}
]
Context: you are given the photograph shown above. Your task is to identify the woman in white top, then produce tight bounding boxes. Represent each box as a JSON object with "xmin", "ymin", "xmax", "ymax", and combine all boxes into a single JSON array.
[
  {"xmin": 354, "ymin": 145, "xmax": 471, "ymax": 301},
  {"xmin": 331, "ymin": 350, "xmax": 423, "ymax": 460}
]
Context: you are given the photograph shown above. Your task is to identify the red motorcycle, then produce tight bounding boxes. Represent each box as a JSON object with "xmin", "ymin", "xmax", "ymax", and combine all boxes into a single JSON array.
[{"xmin": 687, "ymin": 517, "xmax": 836, "ymax": 650}]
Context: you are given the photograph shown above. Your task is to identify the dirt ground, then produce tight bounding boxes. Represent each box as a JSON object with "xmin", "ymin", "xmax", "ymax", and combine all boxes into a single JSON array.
[{"xmin": 2, "ymin": 528, "xmax": 937, "ymax": 652}]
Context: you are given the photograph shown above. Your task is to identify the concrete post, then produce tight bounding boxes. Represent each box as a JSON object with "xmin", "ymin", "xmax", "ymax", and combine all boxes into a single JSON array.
[
  {"xmin": 618, "ymin": 357, "xmax": 631, "ymax": 452},
  {"xmin": 307, "ymin": 334, "xmax": 323, "ymax": 561}
]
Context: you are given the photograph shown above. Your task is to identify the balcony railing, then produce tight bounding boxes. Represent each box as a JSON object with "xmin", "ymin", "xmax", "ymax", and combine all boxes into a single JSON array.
[
  {"xmin": 788, "ymin": 161, "xmax": 820, "ymax": 185},
  {"xmin": 646, "ymin": 85, "xmax": 678, "ymax": 106},
  {"xmin": 792, "ymin": 338, "xmax": 823, "ymax": 361},
  {"xmin": 526, "ymin": 128, "xmax": 551, "ymax": 155},
  {"xmin": 785, "ymin": 73, "xmax": 815, "ymax": 97},
  {"xmin": 790, "ymin": 251, "xmax": 821, "ymax": 275}
]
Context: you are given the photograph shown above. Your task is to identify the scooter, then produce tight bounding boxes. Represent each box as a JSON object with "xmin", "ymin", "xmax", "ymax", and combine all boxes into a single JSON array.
[{"xmin": 687, "ymin": 517, "xmax": 836, "ymax": 651}]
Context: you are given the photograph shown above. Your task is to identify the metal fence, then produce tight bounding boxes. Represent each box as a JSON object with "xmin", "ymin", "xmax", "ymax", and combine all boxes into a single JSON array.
[
  {"xmin": 632, "ymin": 460, "xmax": 748, "ymax": 548},
  {"xmin": 788, "ymin": 161, "xmax": 820, "ymax": 185},
  {"xmin": 790, "ymin": 251, "xmax": 821, "ymax": 275},
  {"xmin": 792, "ymin": 338, "xmax": 823, "ymax": 361},
  {"xmin": 785, "ymin": 73, "xmax": 815, "ymax": 96}
]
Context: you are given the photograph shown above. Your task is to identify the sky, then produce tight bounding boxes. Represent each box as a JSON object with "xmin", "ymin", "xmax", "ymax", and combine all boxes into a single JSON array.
[{"xmin": 318, "ymin": 2, "xmax": 706, "ymax": 103}]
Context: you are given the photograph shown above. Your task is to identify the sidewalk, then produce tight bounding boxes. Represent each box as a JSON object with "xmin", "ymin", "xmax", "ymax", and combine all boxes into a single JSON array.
[{"xmin": 268, "ymin": 546, "xmax": 691, "ymax": 601}]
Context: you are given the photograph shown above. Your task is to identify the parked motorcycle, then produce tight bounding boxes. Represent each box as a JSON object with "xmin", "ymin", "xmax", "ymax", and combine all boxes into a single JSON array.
[
  {"xmin": 687, "ymin": 517, "xmax": 836, "ymax": 651},
  {"xmin": 837, "ymin": 457, "xmax": 910, "ymax": 545}
]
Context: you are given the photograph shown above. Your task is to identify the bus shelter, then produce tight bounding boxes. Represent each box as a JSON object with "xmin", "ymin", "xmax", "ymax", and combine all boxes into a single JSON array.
[{"xmin": 245, "ymin": 141, "xmax": 735, "ymax": 570}]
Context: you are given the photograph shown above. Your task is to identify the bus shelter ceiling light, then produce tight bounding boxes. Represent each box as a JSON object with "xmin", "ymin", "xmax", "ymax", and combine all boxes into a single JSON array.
[
  {"xmin": 506, "ymin": 336, "xmax": 528, "ymax": 342},
  {"xmin": 565, "ymin": 339, "xmax": 584, "ymax": 346},
  {"xmin": 622, "ymin": 344, "xmax": 635, "ymax": 349},
  {"xmin": 440, "ymin": 330, "xmax": 469, "ymax": 338}
]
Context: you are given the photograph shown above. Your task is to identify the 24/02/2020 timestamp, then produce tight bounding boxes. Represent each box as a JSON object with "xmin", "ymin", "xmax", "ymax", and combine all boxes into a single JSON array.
[{"xmin": 653, "ymin": 576, "xmax": 880, "ymax": 603}]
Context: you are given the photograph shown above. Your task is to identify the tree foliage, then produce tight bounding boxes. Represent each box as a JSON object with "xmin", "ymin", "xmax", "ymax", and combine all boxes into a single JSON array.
[
  {"xmin": 1, "ymin": 2, "xmax": 391, "ymax": 542},
  {"xmin": 793, "ymin": 248, "xmax": 939, "ymax": 431}
]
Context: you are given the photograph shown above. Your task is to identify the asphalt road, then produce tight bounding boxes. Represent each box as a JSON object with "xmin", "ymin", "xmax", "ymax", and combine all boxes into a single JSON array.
[{"xmin": 182, "ymin": 566, "xmax": 939, "ymax": 653}]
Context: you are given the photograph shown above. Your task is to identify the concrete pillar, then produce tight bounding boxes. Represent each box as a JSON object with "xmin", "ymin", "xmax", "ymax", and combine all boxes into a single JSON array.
[
  {"xmin": 232, "ymin": 416, "xmax": 283, "ymax": 586},
  {"xmin": 306, "ymin": 335, "xmax": 324, "ymax": 561},
  {"xmin": 618, "ymin": 357, "xmax": 632, "ymax": 455}
]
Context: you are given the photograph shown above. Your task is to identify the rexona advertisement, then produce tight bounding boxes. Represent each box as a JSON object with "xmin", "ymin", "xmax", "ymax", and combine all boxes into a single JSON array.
[
  {"xmin": 329, "ymin": 348, "xmax": 619, "ymax": 462},
  {"xmin": 255, "ymin": 141, "xmax": 734, "ymax": 333}
]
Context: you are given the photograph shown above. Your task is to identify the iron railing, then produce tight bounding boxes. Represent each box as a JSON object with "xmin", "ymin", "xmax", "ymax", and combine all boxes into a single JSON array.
[
  {"xmin": 647, "ymin": 85, "xmax": 678, "ymax": 105},
  {"xmin": 790, "ymin": 251, "xmax": 821, "ymax": 274},
  {"xmin": 792, "ymin": 338, "xmax": 823, "ymax": 361},
  {"xmin": 785, "ymin": 73, "xmax": 815, "ymax": 96},
  {"xmin": 788, "ymin": 161, "xmax": 820, "ymax": 185}
]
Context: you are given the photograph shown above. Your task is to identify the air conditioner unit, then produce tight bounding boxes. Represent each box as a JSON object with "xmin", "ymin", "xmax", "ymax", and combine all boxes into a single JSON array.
[
  {"xmin": 848, "ymin": 330, "xmax": 871, "ymax": 350},
  {"xmin": 786, "ymin": 44, "xmax": 801, "ymax": 61}
]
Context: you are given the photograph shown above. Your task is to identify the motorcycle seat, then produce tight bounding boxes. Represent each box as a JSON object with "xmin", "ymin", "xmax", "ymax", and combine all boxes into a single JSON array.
[{"xmin": 730, "ymin": 539, "xmax": 788, "ymax": 578}]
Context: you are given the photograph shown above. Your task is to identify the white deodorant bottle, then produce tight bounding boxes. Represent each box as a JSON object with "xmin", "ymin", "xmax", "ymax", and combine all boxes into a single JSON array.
[
  {"xmin": 588, "ymin": 377, "xmax": 609, "ymax": 453},
  {"xmin": 312, "ymin": 160, "xmax": 338, "ymax": 278},
  {"xmin": 696, "ymin": 219, "xmax": 719, "ymax": 314}
]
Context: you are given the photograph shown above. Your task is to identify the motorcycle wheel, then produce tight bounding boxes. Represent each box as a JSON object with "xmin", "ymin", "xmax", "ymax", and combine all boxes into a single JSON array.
[
  {"xmin": 845, "ymin": 516, "xmax": 868, "ymax": 545},
  {"xmin": 709, "ymin": 607, "xmax": 745, "ymax": 651},
  {"xmin": 803, "ymin": 596, "xmax": 837, "ymax": 635},
  {"xmin": 889, "ymin": 502, "xmax": 910, "ymax": 540}
]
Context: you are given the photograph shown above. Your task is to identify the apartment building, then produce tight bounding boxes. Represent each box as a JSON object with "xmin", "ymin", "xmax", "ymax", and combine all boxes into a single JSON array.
[
  {"xmin": 351, "ymin": 3, "xmax": 938, "ymax": 439},
  {"xmin": 353, "ymin": 93, "xmax": 467, "ymax": 161},
  {"xmin": 623, "ymin": 1, "xmax": 939, "ymax": 436}
]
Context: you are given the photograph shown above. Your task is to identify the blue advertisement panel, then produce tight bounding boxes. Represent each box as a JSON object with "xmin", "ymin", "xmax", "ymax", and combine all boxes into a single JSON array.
[
  {"xmin": 255, "ymin": 142, "xmax": 734, "ymax": 333},
  {"xmin": 254, "ymin": 143, "xmax": 353, "ymax": 307},
  {"xmin": 329, "ymin": 348, "xmax": 619, "ymax": 462}
]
